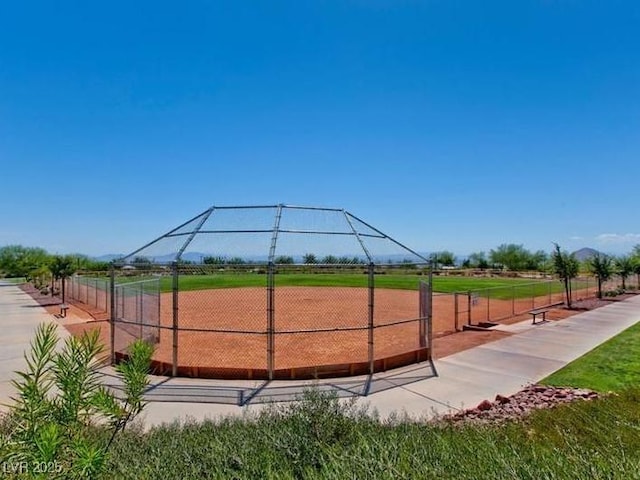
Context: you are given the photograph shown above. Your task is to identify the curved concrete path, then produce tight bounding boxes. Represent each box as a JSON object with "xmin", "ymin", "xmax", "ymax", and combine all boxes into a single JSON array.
[{"xmin": 1, "ymin": 280, "xmax": 638, "ymax": 426}]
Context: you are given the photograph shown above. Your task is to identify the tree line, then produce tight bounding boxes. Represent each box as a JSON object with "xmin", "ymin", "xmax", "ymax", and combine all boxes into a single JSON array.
[{"xmin": 0, "ymin": 245, "xmax": 111, "ymax": 302}]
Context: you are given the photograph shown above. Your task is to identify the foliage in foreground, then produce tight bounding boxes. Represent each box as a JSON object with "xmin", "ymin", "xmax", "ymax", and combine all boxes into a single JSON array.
[
  {"xmin": 96, "ymin": 388, "xmax": 640, "ymax": 480},
  {"xmin": 0, "ymin": 323, "xmax": 153, "ymax": 479}
]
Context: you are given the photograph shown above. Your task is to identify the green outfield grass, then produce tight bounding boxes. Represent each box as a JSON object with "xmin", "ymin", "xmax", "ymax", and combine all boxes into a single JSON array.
[{"xmin": 136, "ymin": 272, "xmax": 576, "ymax": 299}]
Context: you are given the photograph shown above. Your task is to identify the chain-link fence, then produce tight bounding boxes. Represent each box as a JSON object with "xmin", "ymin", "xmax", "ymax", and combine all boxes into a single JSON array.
[
  {"xmin": 111, "ymin": 273, "xmax": 162, "ymax": 362},
  {"xmin": 65, "ymin": 275, "xmax": 110, "ymax": 313},
  {"xmin": 443, "ymin": 275, "xmax": 630, "ymax": 329},
  {"xmin": 107, "ymin": 204, "xmax": 435, "ymax": 381},
  {"xmin": 109, "ymin": 262, "xmax": 433, "ymax": 380}
]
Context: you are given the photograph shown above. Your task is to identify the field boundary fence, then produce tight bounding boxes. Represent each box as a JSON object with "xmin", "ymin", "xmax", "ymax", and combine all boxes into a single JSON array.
[
  {"xmin": 107, "ymin": 262, "xmax": 434, "ymax": 381},
  {"xmin": 442, "ymin": 275, "xmax": 630, "ymax": 329},
  {"xmin": 111, "ymin": 275, "xmax": 162, "ymax": 362},
  {"xmin": 65, "ymin": 275, "xmax": 110, "ymax": 313}
]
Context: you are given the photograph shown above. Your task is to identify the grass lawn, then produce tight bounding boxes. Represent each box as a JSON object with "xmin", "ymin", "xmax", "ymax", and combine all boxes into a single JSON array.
[
  {"xmin": 97, "ymin": 309, "xmax": 640, "ymax": 479},
  {"xmin": 1, "ymin": 277, "xmax": 26, "ymax": 284},
  {"xmin": 142, "ymin": 272, "xmax": 570, "ymax": 299},
  {"xmin": 102, "ymin": 388, "xmax": 640, "ymax": 479},
  {"xmin": 542, "ymin": 321, "xmax": 640, "ymax": 392}
]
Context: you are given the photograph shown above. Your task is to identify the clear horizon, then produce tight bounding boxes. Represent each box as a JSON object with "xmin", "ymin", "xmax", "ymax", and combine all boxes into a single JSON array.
[{"xmin": 1, "ymin": 1, "xmax": 638, "ymax": 257}]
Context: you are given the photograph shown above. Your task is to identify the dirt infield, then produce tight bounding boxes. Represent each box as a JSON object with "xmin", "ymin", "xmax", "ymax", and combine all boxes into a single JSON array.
[
  {"xmin": 110, "ymin": 286, "xmax": 570, "ymax": 379},
  {"xmin": 137, "ymin": 287, "xmax": 427, "ymax": 378}
]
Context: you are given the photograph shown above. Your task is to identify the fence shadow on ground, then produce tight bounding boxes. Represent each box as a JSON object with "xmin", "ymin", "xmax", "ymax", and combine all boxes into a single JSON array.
[{"xmin": 100, "ymin": 360, "xmax": 438, "ymax": 406}]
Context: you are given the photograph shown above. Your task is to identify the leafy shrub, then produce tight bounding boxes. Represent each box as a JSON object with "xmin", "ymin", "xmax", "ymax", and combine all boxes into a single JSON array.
[{"xmin": 1, "ymin": 323, "xmax": 153, "ymax": 479}]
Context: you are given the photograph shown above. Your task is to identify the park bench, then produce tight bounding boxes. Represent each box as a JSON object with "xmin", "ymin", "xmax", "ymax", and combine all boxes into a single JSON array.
[
  {"xmin": 59, "ymin": 304, "xmax": 69, "ymax": 318},
  {"xmin": 528, "ymin": 307, "xmax": 550, "ymax": 325}
]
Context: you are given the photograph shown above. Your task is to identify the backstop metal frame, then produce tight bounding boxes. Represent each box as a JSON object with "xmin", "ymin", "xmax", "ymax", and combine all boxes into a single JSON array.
[{"xmin": 108, "ymin": 204, "xmax": 433, "ymax": 380}]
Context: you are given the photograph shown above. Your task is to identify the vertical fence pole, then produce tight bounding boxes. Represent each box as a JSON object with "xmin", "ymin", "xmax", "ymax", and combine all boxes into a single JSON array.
[
  {"xmin": 427, "ymin": 267, "xmax": 433, "ymax": 360},
  {"xmin": 109, "ymin": 265, "xmax": 116, "ymax": 365},
  {"xmin": 512, "ymin": 286, "xmax": 516, "ymax": 316},
  {"xmin": 467, "ymin": 292, "xmax": 471, "ymax": 326},
  {"xmin": 267, "ymin": 262, "xmax": 275, "ymax": 380},
  {"xmin": 454, "ymin": 292, "xmax": 459, "ymax": 331},
  {"xmin": 486, "ymin": 288, "xmax": 490, "ymax": 322},
  {"xmin": 368, "ymin": 263, "xmax": 375, "ymax": 375},
  {"xmin": 172, "ymin": 262, "xmax": 179, "ymax": 377},
  {"xmin": 419, "ymin": 283, "xmax": 426, "ymax": 347},
  {"xmin": 548, "ymin": 280, "xmax": 552, "ymax": 305},
  {"xmin": 139, "ymin": 282, "xmax": 143, "ymax": 340},
  {"xmin": 157, "ymin": 277, "xmax": 161, "ymax": 343},
  {"xmin": 531, "ymin": 282, "xmax": 536, "ymax": 309}
]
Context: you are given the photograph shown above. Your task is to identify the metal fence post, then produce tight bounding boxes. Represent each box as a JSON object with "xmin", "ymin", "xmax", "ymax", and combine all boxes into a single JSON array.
[
  {"xmin": 454, "ymin": 292, "xmax": 459, "ymax": 331},
  {"xmin": 512, "ymin": 285, "xmax": 516, "ymax": 315},
  {"xmin": 267, "ymin": 262, "xmax": 275, "ymax": 380},
  {"xmin": 139, "ymin": 282, "xmax": 144, "ymax": 340},
  {"xmin": 427, "ymin": 268, "xmax": 433, "ymax": 359},
  {"xmin": 172, "ymin": 262, "xmax": 179, "ymax": 377},
  {"xmin": 467, "ymin": 291, "xmax": 471, "ymax": 326},
  {"xmin": 109, "ymin": 265, "xmax": 116, "ymax": 365},
  {"xmin": 486, "ymin": 288, "xmax": 490, "ymax": 322},
  {"xmin": 368, "ymin": 263, "xmax": 375, "ymax": 375}
]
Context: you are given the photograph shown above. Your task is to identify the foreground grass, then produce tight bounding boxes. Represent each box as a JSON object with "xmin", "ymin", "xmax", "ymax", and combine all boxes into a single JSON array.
[
  {"xmin": 0, "ymin": 277, "xmax": 26, "ymax": 284},
  {"xmin": 98, "ymin": 297, "xmax": 640, "ymax": 479},
  {"xmin": 101, "ymin": 388, "xmax": 640, "ymax": 480},
  {"xmin": 543, "ymin": 321, "xmax": 640, "ymax": 392}
]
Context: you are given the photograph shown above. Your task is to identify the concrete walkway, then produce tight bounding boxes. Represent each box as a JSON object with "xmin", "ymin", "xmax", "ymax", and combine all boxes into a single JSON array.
[
  {"xmin": 1, "ymin": 281, "xmax": 638, "ymax": 426},
  {"xmin": 0, "ymin": 281, "xmax": 69, "ymax": 413}
]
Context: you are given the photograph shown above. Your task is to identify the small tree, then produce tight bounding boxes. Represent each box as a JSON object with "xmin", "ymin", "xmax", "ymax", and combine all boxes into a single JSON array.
[
  {"xmin": 589, "ymin": 253, "xmax": 613, "ymax": 299},
  {"xmin": 275, "ymin": 255, "xmax": 295, "ymax": 265},
  {"xmin": 434, "ymin": 251, "xmax": 456, "ymax": 267},
  {"xmin": 468, "ymin": 251, "xmax": 489, "ymax": 270},
  {"xmin": 551, "ymin": 243, "xmax": 579, "ymax": 308},
  {"xmin": 615, "ymin": 256, "xmax": 633, "ymax": 290},
  {"xmin": 303, "ymin": 253, "xmax": 317, "ymax": 264},
  {"xmin": 322, "ymin": 255, "xmax": 338, "ymax": 264},
  {"xmin": 49, "ymin": 255, "xmax": 76, "ymax": 303},
  {"xmin": 632, "ymin": 257, "xmax": 640, "ymax": 290},
  {"xmin": 203, "ymin": 255, "xmax": 226, "ymax": 265}
]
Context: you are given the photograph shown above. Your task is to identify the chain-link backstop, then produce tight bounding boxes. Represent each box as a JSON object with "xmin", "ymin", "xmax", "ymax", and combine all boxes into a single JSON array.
[{"xmin": 109, "ymin": 205, "xmax": 433, "ymax": 380}]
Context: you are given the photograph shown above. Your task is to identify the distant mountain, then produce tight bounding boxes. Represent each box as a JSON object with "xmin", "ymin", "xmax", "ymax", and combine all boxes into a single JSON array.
[
  {"xmin": 571, "ymin": 247, "xmax": 601, "ymax": 262},
  {"xmin": 93, "ymin": 253, "xmax": 125, "ymax": 262}
]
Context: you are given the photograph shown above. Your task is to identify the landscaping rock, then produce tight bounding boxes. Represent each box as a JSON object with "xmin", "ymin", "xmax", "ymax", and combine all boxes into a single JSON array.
[{"xmin": 438, "ymin": 384, "xmax": 601, "ymax": 425}]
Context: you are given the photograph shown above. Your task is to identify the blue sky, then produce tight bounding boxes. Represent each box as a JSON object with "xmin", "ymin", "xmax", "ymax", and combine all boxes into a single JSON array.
[{"xmin": 1, "ymin": 0, "xmax": 639, "ymax": 258}]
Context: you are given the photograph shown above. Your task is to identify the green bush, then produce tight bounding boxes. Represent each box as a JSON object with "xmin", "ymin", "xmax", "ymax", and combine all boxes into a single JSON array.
[
  {"xmin": 97, "ymin": 388, "xmax": 640, "ymax": 479},
  {"xmin": 0, "ymin": 323, "xmax": 153, "ymax": 479}
]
